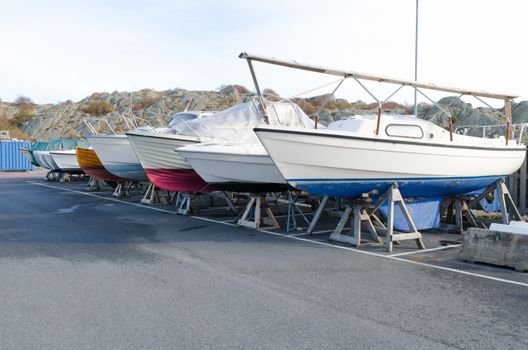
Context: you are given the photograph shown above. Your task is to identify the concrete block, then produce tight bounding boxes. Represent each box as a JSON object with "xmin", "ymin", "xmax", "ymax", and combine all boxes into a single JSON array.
[{"xmin": 460, "ymin": 227, "xmax": 528, "ymax": 272}]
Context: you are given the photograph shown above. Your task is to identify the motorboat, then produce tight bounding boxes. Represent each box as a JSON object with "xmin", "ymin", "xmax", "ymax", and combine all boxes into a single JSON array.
[
  {"xmin": 235, "ymin": 52, "xmax": 527, "ymax": 199},
  {"xmin": 176, "ymin": 100, "xmax": 315, "ymax": 193},
  {"xmin": 49, "ymin": 149, "xmax": 83, "ymax": 174},
  {"xmin": 177, "ymin": 143, "xmax": 288, "ymax": 192},
  {"xmin": 20, "ymin": 141, "xmax": 50, "ymax": 166},
  {"xmin": 86, "ymin": 111, "xmax": 210, "ymax": 184},
  {"xmin": 21, "ymin": 139, "xmax": 88, "ymax": 168},
  {"xmin": 33, "ymin": 151, "xmax": 59, "ymax": 171},
  {"xmin": 76, "ymin": 147, "xmax": 127, "ymax": 182},
  {"xmin": 127, "ymin": 111, "xmax": 215, "ymax": 192},
  {"xmin": 255, "ymin": 114, "xmax": 526, "ymax": 198},
  {"xmin": 86, "ymin": 134, "xmax": 148, "ymax": 182}
]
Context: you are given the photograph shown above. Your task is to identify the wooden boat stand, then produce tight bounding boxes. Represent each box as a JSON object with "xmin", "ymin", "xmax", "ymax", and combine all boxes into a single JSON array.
[
  {"xmin": 306, "ymin": 195, "xmax": 330, "ymax": 234},
  {"xmin": 175, "ymin": 191, "xmax": 236, "ymax": 215},
  {"xmin": 141, "ymin": 182, "xmax": 176, "ymax": 205},
  {"xmin": 175, "ymin": 192, "xmax": 192, "ymax": 215},
  {"xmin": 112, "ymin": 182, "xmax": 135, "ymax": 198},
  {"xmin": 237, "ymin": 194, "xmax": 280, "ymax": 230},
  {"xmin": 442, "ymin": 178, "xmax": 522, "ymax": 233},
  {"xmin": 85, "ymin": 177, "xmax": 105, "ymax": 192},
  {"xmin": 307, "ymin": 184, "xmax": 425, "ymax": 252},
  {"xmin": 328, "ymin": 198, "xmax": 385, "ymax": 248}
]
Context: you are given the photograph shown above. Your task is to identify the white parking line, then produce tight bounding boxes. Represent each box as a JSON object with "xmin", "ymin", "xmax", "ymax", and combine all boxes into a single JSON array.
[
  {"xmin": 27, "ymin": 181, "xmax": 528, "ymax": 288},
  {"xmin": 389, "ymin": 244, "xmax": 461, "ymax": 257}
]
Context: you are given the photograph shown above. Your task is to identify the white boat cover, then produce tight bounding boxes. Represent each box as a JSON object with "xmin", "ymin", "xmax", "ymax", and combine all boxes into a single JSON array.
[{"xmin": 170, "ymin": 100, "xmax": 315, "ymax": 143}]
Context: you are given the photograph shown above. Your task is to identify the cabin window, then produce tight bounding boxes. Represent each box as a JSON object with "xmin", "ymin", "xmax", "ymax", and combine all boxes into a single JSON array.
[{"xmin": 385, "ymin": 124, "xmax": 424, "ymax": 139}]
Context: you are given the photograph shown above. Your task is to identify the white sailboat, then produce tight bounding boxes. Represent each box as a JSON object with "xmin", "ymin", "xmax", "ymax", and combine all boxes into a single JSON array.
[
  {"xmin": 255, "ymin": 114, "xmax": 526, "ymax": 198},
  {"xmin": 239, "ymin": 52, "xmax": 526, "ymax": 198}
]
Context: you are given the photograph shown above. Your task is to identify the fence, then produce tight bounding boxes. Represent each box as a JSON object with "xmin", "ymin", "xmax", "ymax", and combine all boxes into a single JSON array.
[{"xmin": 508, "ymin": 151, "xmax": 528, "ymax": 214}]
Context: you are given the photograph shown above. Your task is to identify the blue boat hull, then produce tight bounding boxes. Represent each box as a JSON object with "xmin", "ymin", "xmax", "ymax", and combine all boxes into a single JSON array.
[
  {"xmin": 289, "ymin": 175, "xmax": 504, "ymax": 198},
  {"xmin": 105, "ymin": 164, "xmax": 149, "ymax": 182}
]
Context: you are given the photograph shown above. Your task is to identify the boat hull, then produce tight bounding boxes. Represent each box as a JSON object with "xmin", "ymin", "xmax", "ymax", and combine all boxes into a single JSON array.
[
  {"xmin": 76, "ymin": 147, "xmax": 126, "ymax": 182},
  {"xmin": 177, "ymin": 144, "xmax": 289, "ymax": 193},
  {"xmin": 127, "ymin": 132, "xmax": 214, "ymax": 192},
  {"xmin": 33, "ymin": 151, "xmax": 58, "ymax": 171},
  {"xmin": 87, "ymin": 135, "xmax": 148, "ymax": 182},
  {"xmin": 50, "ymin": 150, "xmax": 83, "ymax": 173},
  {"xmin": 255, "ymin": 128, "xmax": 527, "ymax": 198},
  {"xmin": 143, "ymin": 168, "xmax": 212, "ymax": 192}
]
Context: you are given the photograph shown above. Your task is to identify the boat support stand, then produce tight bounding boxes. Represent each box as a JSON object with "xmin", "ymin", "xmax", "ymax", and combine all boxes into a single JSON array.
[
  {"xmin": 113, "ymin": 182, "xmax": 133, "ymax": 198},
  {"xmin": 306, "ymin": 196, "xmax": 347, "ymax": 234},
  {"xmin": 141, "ymin": 182, "xmax": 176, "ymax": 205},
  {"xmin": 237, "ymin": 194, "xmax": 280, "ymax": 230},
  {"xmin": 306, "ymin": 196, "xmax": 330, "ymax": 234},
  {"xmin": 328, "ymin": 184, "xmax": 426, "ymax": 252},
  {"xmin": 285, "ymin": 191, "xmax": 311, "ymax": 232},
  {"xmin": 328, "ymin": 199, "xmax": 384, "ymax": 248},
  {"xmin": 444, "ymin": 178, "xmax": 522, "ymax": 232},
  {"xmin": 175, "ymin": 192, "xmax": 193, "ymax": 215},
  {"xmin": 85, "ymin": 177, "xmax": 105, "ymax": 192}
]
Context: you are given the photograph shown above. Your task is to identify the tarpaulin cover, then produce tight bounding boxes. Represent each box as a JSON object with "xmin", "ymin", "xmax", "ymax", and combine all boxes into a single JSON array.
[
  {"xmin": 379, "ymin": 197, "xmax": 442, "ymax": 231},
  {"xmin": 468, "ymin": 188, "xmax": 502, "ymax": 212},
  {"xmin": 27, "ymin": 139, "xmax": 89, "ymax": 165},
  {"xmin": 40, "ymin": 138, "xmax": 90, "ymax": 151},
  {"xmin": 171, "ymin": 99, "xmax": 314, "ymax": 143}
]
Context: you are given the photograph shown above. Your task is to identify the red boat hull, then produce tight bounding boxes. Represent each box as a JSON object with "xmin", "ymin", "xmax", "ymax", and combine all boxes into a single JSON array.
[{"xmin": 144, "ymin": 168, "xmax": 215, "ymax": 192}]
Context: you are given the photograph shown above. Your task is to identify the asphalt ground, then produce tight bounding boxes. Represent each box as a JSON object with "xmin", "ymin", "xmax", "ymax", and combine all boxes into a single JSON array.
[{"xmin": 1, "ymin": 170, "xmax": 527, "ymax": 350}]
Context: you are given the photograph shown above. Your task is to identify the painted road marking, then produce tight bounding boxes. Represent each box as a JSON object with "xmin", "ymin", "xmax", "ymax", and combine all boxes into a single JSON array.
[
  {"xmin": 27, "ymin": 181, "xmax": 528, "ymax": 288},
  {"xmin": 389, "ymin": 244, "xmax": 461, "ymax": 257}
]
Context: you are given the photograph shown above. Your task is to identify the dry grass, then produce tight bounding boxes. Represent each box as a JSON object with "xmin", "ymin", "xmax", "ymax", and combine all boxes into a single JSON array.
[
  {"xmin": 294, "ymin": 99, "xmax": 317, "ymax": 115},
  {"xmin": 132, "ymin": 96, "xmax": 159, "ymax": 111},
  {"xmin": 81, "ymin": 100, "xmax": 114, "ymax": 116},
  {"xmin": 0, "ymin": 114, "xmax": 34, "ymax": 140}
]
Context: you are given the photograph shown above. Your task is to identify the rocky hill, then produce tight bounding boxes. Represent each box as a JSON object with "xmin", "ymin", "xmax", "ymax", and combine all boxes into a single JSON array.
[{"xmin": 1, "ymin": 85, "xmax": 528, "ymax": 141}]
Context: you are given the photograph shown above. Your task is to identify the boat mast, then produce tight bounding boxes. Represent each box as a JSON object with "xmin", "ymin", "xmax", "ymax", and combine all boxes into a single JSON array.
[
  {"xmin": 414, "ymin": 0, "xmax": 419, "ymax": 118},
  {"xmin": 505, "ymin": 98, "xmax": 512, "ymax": 145},
  {"xmin": 244, "ymin": 58, "xmax": 268, "ymax": 122},
  {"xmin": 239, "ymin": 52, "xmax": 518, "ymax": 143}
]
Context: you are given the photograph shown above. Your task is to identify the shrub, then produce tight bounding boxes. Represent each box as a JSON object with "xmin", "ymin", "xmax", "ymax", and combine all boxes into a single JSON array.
[
  {"xmin": 294, "ymin": 99, "xmax": 317, "ymax": 115},
  {"xmin": 262, "ymin": 88, "xmax": 279, "ymax": 97},
  {"xmin": 217, "ymin": 84, "xmax": 250, "ymax": 94},
  {"xmin": 82, "ymin": 99, "xmax": 114, "ymax": 116},
  {"xmin": 232, "ymin": 85, "xmax": 250, "ymax": 94},
  {"xmin": 15, "ymin": 95, "xmax": 34, "ymax": 107},
  {"xmin": 325, "ymin": 99, "xmax": 353, "ymax": 110},
  {"xmin": 132, "ymin": 96, "xmax": 159, "ymax": 111},
  {"xmin": 13, "ymin": 95, "xmax": 36, "ymax": 126},
  {"xmin": 0, "ymin": 113, "xmax": 33, "ymax": 140}
]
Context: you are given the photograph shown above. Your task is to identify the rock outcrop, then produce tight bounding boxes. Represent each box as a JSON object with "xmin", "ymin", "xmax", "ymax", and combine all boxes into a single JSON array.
[{"xmin": 1, "ymin": 86, "xmax": 527, "ymax": 141}]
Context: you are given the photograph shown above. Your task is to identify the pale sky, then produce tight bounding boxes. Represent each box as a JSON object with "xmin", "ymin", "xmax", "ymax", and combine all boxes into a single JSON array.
[{"xmin": 1, "ymin": 0, "xmax": 527, "ymax": 107}]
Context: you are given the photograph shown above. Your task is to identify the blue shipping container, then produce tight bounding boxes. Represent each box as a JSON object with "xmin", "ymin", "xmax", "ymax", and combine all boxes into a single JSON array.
[{"xmin": 0, "ymin": 141, "xmax": 34, "ymax": 171}]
